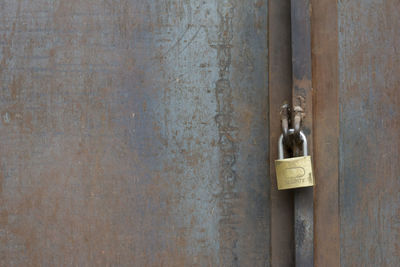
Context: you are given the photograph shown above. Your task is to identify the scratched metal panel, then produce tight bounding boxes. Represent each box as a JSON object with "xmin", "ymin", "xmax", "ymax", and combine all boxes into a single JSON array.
[
  {"xmin": 0, "ymin": 0, "xmax": 269, "ymax": 266},
  {"xmin": 339, "ymin": 1, "xmax": 400, "ymax": 266}
]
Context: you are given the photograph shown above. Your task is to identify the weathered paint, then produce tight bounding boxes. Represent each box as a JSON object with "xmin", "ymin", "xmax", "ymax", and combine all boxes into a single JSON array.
[
  {"xmin": 339, "ymin": 0, "xmax": 400, "ymax": 266},
  {"xmin": 0, "ymin": 0, "xmax": 269, "ymax": 266}
]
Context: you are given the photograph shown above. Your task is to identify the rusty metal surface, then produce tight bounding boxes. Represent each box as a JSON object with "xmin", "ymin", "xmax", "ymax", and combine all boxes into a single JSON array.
[
  {"xmin": 0, "ymin": 1, "xmax": 269, "ymax": 266},
  {"xmin": 339, "ymin": 0, "xmax": 400, "ymax": 266},
  {"xmin": 268, "ymin": 0, "xmax": 294, "ymax": 265},
  {"xmin": 311, "ymin": 0, "xmax": 340, "ymax": 266},
  {"xmin": 290, "ymin": 0, "xmax": 313, "ymax": 266}
]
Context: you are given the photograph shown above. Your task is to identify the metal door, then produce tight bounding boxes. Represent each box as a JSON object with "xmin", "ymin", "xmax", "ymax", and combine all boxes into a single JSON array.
[
  {"xmin": 270, "ymin": 0, "xmax": 400, "ymax": 266},
  {"xmin": 1, "ymin": 0, "xmax": 400, "ymax": 266}
]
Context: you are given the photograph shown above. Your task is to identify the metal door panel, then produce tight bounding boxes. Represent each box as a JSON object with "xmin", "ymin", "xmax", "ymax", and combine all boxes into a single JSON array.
[
  {"xmin": 0, "ymin": 1, "xmax": 269, "ymax": 266},
  {"xmin": 339, "ymin": 1, "xmax": 400, "ymax": 265}
]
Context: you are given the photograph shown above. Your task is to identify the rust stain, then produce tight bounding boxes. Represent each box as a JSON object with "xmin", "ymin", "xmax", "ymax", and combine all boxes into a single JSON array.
[
  {"xmin": 254, "ymin": 1, "xmax": 264, "ymax": 8},
  {"xmin": 143, "ymin": 100, "xmax": 147, "ymax": 112},
  {"xmin": 293, "ymin": 76, "xmax": 312, "ymax": 92}
]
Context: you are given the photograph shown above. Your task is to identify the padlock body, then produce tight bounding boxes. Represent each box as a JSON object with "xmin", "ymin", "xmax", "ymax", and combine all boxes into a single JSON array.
[{"xmin": 275, "ymin": 156, "xmax": 314, "ymax": 190}]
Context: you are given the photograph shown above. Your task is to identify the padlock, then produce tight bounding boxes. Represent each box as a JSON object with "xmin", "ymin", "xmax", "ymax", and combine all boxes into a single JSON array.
[{"xmin": 275, "ymin": 129, "xmax": 314, "ymax": 190}]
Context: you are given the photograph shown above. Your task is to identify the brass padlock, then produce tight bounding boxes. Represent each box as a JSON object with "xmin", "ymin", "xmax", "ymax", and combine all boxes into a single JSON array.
[{"xmin": 275, "ymin": 129, "xmax": 314, "ymax": 190}]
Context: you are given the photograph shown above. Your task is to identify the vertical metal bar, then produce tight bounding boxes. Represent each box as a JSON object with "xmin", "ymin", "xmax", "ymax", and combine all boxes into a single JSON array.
[
  {"xmin": 269, "ymin": 0, "xmax": 295, "ymax": 265},
  {"xmin": 290, "ymin": 0, "xmax": 314, "ymax": 266}
]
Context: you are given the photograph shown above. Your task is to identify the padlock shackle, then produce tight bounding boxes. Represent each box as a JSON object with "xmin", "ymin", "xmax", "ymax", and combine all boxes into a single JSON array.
[{"xmin": 278, "ymin": 129, "xmax": 308, "ymax": 159}]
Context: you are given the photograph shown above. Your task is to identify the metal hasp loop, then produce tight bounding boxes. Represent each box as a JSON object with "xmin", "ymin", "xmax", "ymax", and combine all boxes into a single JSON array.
[
  {"xmin": 293, "ymin": 105, "xmax": 305, "ymax": 133},
  {"xmin": 278, "ymin": 129, "xmax": 308, "ymax": 159},
  {"xmin": 280, "ymin": 103, "xmax": 291, "ymax": 136}
]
